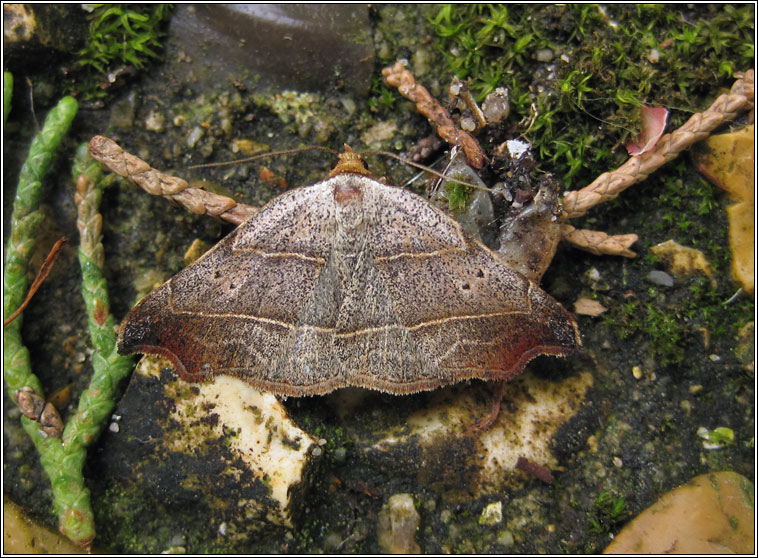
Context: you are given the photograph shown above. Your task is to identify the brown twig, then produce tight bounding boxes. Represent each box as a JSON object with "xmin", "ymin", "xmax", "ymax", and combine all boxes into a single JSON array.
[
  {"xmin": 3, "ymin": 238, "xmax": 68, "ymax": 326},
  {"xmin": 562, "ymin": 70, "xmax": 754, "ymax": 218},
  {"xmin": 87, "ymin": 136, "xmax": 258, "ymax": 225},
  {"xmin": 560, "ymin": 225, "xmax": 639, "ymax": 258},
  {"xmin": 382, "ymin": 61, "xmax": 486, "ymax": 169}
]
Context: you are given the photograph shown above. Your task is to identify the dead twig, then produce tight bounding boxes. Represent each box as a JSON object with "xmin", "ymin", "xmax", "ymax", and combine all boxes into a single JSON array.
[
  {"xmin": 88, "ymin": 136, "xmax": 258, "ymax": 225},
  {"xmin": 382, "ymin": 61, "xmax": 486, "ymax": 169},
  {"xmin": 562, "ymin": 69, "xmax": 754, "ymax": 218},
  {"xmin": 560, "ymin": 225, "xmax": 639, "ymax": 258},
  {"xmin": 4, "ymin": 238, "xmax": 68, "ymax": 326}
]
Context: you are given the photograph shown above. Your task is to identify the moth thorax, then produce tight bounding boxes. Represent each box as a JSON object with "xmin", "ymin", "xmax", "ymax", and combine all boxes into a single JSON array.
[
  {"xmin": 334, "ymin": 180, "xmax": 364, "ymax": 204},
  {"xmin": 333, "ymin": 183, "xmax": 365, "ymax": 238}
]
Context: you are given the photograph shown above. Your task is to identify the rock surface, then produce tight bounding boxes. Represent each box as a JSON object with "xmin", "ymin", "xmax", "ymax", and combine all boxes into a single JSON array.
[{"xmin": 94, "ymin": 356, "xmax": 318, "ymax": 530}]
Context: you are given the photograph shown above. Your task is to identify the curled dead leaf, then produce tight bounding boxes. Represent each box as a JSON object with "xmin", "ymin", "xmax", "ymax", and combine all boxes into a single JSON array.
[{"xmin": 626, "ymin": 106, "xmax": 669, "ymax": 156}]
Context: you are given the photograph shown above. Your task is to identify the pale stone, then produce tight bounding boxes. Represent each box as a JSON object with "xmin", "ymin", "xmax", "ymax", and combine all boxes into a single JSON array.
[
  {"xmin": 693, "ymin": 125, "xmax": 754, "ymax": 294},
  {"xmin": 479, "ymin": 501, "xmax": 503, "ymax": 525},
  {"xmin": 145, "ymin": 111, "xmax": 166, "ymax": 132},
  {"xmin": 107, "ymin": 356, "xmax": 318, "ymax": 528},
  {"xmin": 359, "ymin": 120, "xmax": 398, "ymax": 146},
  {"xmin": 377, "ymin": 493, "xmax": 421, "ymax": 554},
  {"xmin": 353, "ymin": 369, "xmax": 594, "ymax": 494}
]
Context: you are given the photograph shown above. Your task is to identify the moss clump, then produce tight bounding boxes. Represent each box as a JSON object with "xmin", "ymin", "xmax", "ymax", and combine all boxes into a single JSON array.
[
  {"xmin": 427, "ymin": 4, "xmax": 755, "ymax": 187},
  {"xmin": 587, "ymin": 490, "xmax": 629, "ymax": 535},
  {"xmin": 68, "ymin": 4, "xmax": 173, "ymax": 100}
]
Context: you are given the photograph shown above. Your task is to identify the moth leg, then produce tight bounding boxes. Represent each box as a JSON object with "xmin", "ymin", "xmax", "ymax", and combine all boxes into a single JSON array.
[{"xmin": 470, "ymin": 379, "xmax": 507, "ymax": 433}]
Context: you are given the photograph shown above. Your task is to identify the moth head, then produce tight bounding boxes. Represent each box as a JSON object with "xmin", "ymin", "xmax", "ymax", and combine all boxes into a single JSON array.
[{"xmin": 330, "ymin": 145, "xmax": 372, "ymax": 178}]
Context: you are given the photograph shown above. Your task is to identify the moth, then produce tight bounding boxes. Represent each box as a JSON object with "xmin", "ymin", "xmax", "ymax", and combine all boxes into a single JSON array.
[{"xmin": 117, "ymin": 149, "xmax": 581, "ymax": 396}]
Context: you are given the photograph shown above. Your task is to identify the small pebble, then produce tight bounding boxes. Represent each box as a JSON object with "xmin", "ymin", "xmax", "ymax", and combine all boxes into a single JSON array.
[
  {"xmin": 110, "ymin": 91, "xmax": 137, "ymax": 130},
  {"xmin": 341, "ymin": 97, "xmax": 356, "ymax": 116},
  {"xmin": 460, "ymin": 116, "xmax": 477, "ymax": 131},
  {"xmin": 333, "ymin": 447, "xmax": 347, "ymax": 463},
  {"xmin": 478, "ymin": 501, "xmax": 503, "ymax": 526},
  {"xmin": 632, "ymin": 366, "xmax": 643, "ymax": 380},
  {"xmin": 482, "ymin": 88, "xmax": 510, "ymax": 124},
  {"xmin": 505, "ymin": 139, "xmax": 530, "ymax": 159},
  {"xmin": 412, "ymin": 47, "xmax": 432, "ymax": 76},
  {"xmin": 377, "ymin": 493, "xmax": 421, "ymax": 554},
  {"xmin": 646, "ymin": 270, "xmax": 674, "ymax": 287},
  {"xmin": 535, "ymin": 48, "xmax": 554, "ymax": 62},
  {"xmin": 497, "ymin": 529, "xmax": 514, "ymax": 547},
  {"xmin": 145, "ymin": 111, "xmax": 165, "ymax": 132},
  {"xmin": 186, "ymin": 126, "xmax": 205, "ymax": 148}
]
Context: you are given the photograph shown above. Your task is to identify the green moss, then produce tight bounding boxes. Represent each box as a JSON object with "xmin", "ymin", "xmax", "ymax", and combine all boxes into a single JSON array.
[
  {"xmin": 68, "ymin": 4, "xmax": 173, "ymax": 100},
  {"xmin": 587, "ymin": 491, "xmax": 629, "ymax": 534},
  {"xmin": 445, "ymin": 182, "xmax": 470, "ymax": 210},
  {"xmin": 426, "ymin": 4, "xmax": 754, "ymax": 187}
]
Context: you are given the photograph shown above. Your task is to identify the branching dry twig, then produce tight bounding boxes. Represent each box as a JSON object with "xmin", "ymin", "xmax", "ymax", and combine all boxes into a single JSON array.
[
  {"xmin": 562, "ymin": 69, "xmax": 754, "ymax": 218},
  {"xmin": 382, "ymin": 61, "xmax": 486, "ymax": 169},
  {"xmin": 88, "ymin": 135, "xmax": 258, "ymax": 225}
]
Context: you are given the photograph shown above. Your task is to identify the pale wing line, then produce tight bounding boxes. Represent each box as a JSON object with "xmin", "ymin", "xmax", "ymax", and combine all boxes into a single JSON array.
[
  {"xmin": 230, "ymin": 248, "xmax": 326, "ymax": 264},
  {"xmin": 374, "ymin": 247, "xmax": 467, "ymax": 262},
  {"xmin": 168, "ymin": 309, "xmax": 533, "ymax": 336},
  {"xmin": 227, "ymin": 247, "xmax": 467, "ymax": 263}
]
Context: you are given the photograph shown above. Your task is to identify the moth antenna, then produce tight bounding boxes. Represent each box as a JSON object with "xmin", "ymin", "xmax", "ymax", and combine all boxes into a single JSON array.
[
  {"xmin": 188, "ymin": 145, "xmax": 340, "ymax": 170},
  {"xmin": 363, "ymin": 150, "xmax": 492, "ymax": 192}
]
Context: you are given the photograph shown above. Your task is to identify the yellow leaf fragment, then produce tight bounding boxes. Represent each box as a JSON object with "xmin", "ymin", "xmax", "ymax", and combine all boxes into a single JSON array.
[
  {"xmin": 3, "ymin": 496, "xmax": 88, "ymax": 554},
  {"xmin": 604, "ymin": 471, "xmax": 754, "ymax": 554},
  {"xmin": 695, "ymin": 124, "xmax": 754, "ymax": 203},
  {"xmin": 725, "ymin": 201, "xmax": 754, "ymax": 295},
  {"xmin": 693, "ymin": 124, "xmax": 754, "ymax": 294},
  {"xmin": 649, "ymin": 239, "xmax": 715, "ymax": 278}
]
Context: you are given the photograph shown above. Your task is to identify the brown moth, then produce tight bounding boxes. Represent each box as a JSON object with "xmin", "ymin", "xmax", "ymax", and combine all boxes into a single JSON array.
[{"xmin": 117, "ymin": 149, "xmax": 581, "ymax": 396}]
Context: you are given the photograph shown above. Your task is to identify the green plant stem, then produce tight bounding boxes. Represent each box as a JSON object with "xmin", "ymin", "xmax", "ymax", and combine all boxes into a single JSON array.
[
  {"xmin": 3, "ymin": 97, "xmax": 136, "ymax": 547},
  {"xmin": 31, "ymin": 144, "xmax": 136, "ymax": 547},
  {"xmin": 66, "ymin": 142, "xmax": 135, "ymax": 456},
  {"xmin": 1, "ymin": 96, "xmax": 101, "ymax": 547},
  {"xmin": 4, "ymin": 96, "xmax": 78, "ymax": 398},
  {"xmin": 4, "ymin": 71, "xmax": 12, "ymax": 124}
]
